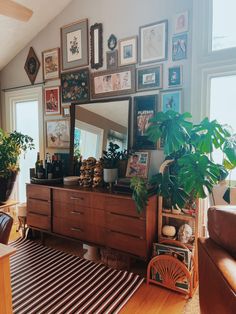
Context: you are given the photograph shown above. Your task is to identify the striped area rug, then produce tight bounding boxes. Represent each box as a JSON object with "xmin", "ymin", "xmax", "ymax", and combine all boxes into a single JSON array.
[{"xmin": 10, "ymin": 238, "xmax": 144, "ymax": 314}]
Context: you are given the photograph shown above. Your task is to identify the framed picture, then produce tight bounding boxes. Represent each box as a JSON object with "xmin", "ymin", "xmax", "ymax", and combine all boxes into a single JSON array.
[
  {"xmin": 90, "ymin": 23, "xmax": 103, "ymax": 69},
  {"xmin": 91, "ymin": 66, "xmax": 135, "ymax": 99},
  {"xmin": 61, "ymin": 68, "xmax": 90, "ymax": 103},
  {"xmin": 60, "ymin": 19, "xmax": 88, "ymax": 71},
  {"xmin": 46, "ymin": 119, "xmax": 70, "ymax": 148},
  {"xmin": 106, "ymin": 50, "xmax": 118, "ymax": 69},
  {"xmin": 107, "ymin": 34, "xmax": 117, "ymax": 51},
  {"xmin": 139, "ymin": 20, "xmax": 168, "ymax": 64},
  {"xmin": 42, "ymin": 48, "xmax": 60, "ymax": 81},
  {"xmin": 126, "ymin": 151, "xmax": 150, "ymax": 178},
  {"xmin": 161, "ymin": 90, "xmax": 182, "ymax": 113},
  {"xmin": 24, "ymin": 47, "xmax": 40, "ymax": 84},
  {"xmin": 168, "ymin": 65, "xmax": 182, "ymax": 87},
  {"xmin": 44, "ymin": 86, "xmax": 61, "ymax": 115},
  {"xmin": 62, "ymin": 106, "xmax": 71, "ymax": 117},
  {"xmin": 133, "ymin": 94, "xmax": 158, "ymax": 150},
  {"xmin": 174, "ymin": 11, "xmax": 188, "ymax": 34},
  {"xmin": 136, "ymin": 64, "xmax": 163, "ymax": 91},
  {"xmin": 172, "ymin": 33, "xmax": 187, "ymax": 61},
  {"xmin": 118, "ymin": 36, "xmax": 137, "ymax": 66}
]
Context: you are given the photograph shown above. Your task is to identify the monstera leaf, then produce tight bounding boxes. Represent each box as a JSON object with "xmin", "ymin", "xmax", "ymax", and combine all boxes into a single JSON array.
[
  {"xmin": 130, "ymin": 176, "xmax": 148, "ymax": 213},
  {"xmin": 223, "ymin": 134, "xmax": 236, "ymax": 170}
]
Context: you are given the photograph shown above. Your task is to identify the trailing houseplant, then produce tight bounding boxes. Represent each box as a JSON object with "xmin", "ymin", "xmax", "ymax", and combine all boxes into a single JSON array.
[
  {"xmin": 131, "ymin": 110, "xmax": 236, "ymax": 212},
  {"xmin": 0, "ymin": 128, "xmax": 34, "ymax": 201}
]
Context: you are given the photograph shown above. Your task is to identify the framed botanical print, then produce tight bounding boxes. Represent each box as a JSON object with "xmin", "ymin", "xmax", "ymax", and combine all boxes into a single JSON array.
[
  {"xmin": 136, "ymin": 64, "xmax": 163, "ymax": 91},
  {"xmin": 106, "ymin": 50, "xmax": 118, "ymax": 69},
  {"xmin": 44, "ymin": 86, "xmax": 61, "ymax": 115},
  {"xmin": 139, "ymin": 20, "xmax": 168, "ymax": 64},
  {"xmin": 118, "ymin": 36, "xmax": 137, "ymax": 66},
  {"xmin": 133, "ymin": 94, "xmax": 158, "ymax": 150},
  {"xmin": 90, "ymin": 23, "xmax": 103, "ymax": 69},
  {"xmin": 126, "ymin": 151, "xmax": 150, "ymax": 178},
  {"xmin": 61, "ymin": 19, "xmax": 88, "ymax": 71},
  {"xmin": 91, "ymin": 66, "xmax": 135, "ymax": 99},
  {"xmin": 61, "ymin": 68, "xmax": 90, "ymax": 103},
  {"xmin": 24, "ymin": 47, "xmax": 40, "ymax": 84},
  {"xmin": 46, "ymin": 119, "xmax": 70, "ymax": 148},
  {"xmin": 172, "ymin": 33, "xmax": 188, "ymax": 61},
  {"xmin": 161, "ymin": 89, "xmax": 182, "ymax": 113},
  {"xmin": 42, "ymin": 48, "xmax": 60, "ymax": 81}
]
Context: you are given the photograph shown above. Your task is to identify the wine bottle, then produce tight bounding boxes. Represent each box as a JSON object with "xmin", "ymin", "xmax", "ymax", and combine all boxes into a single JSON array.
[
  {"xmin": 35, "ymin": 152, "xmax": 40, "ymax": 178},
  {"xmin": 37, "ymin": 160, "xmax": 45, "ymax": 179}
]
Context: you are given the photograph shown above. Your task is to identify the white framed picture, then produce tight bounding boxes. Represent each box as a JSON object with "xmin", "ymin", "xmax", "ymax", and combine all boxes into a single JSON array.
[
  {"xmin": 174, "ymin": 11, "xmax": 188, "ymax": 34},
  {"xmin": 118, "ymin": 36, "xmax": 137, "ymax": 66}
]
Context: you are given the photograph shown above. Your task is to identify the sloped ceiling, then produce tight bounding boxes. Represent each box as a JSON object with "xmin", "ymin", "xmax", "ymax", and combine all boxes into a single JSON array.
[{"xmin": 0, "ymin": 0, "xmax": 73, "ymax": 70}]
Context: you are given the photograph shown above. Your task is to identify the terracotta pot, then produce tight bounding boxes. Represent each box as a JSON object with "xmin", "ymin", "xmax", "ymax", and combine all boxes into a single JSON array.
[{"xmin": 0, "ymin": 171, "xmax": 17, "ymax": 202}]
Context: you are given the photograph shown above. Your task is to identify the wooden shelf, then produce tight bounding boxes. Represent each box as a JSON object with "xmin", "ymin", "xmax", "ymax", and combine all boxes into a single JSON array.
[{"xmin": 162, "ymin": 212, "xmax": 195, "ymax": 221}]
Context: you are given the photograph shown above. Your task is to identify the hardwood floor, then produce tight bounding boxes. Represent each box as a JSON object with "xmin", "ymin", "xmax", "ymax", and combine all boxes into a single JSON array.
[{"xmin": 9, "ymin": 227, "xmax": 187, "ymax": 314}]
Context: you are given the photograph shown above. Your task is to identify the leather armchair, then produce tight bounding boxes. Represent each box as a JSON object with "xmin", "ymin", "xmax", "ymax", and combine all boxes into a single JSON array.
[
  {"xmin": 198, "ymin": 206, "xmax": 236, "ymax": 314},
  {"xmin": 0, "ymin": 211, "xmax": 13, "ymax": 244}
]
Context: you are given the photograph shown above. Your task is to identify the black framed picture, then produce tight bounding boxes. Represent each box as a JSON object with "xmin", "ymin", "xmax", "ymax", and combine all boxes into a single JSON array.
[
  {"xmin": 24, "ymin": 47, "xmax": 40, "ymax": 84},
  {"xmin": 136, "ymin": 64, "xmax": 163, "ymax": 91},
  {"xmin": 133, "ymin": 94, "xmax": 158, "ymax": 150}
]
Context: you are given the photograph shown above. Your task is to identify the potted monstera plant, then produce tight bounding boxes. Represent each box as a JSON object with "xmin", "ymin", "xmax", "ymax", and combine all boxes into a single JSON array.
[
  {"xmin": 131, "ymin": 110, "xmax": 236, "ymax": 213},
  {"xmin": 0, "ymin": 128, "xmax": 34, "ymax": 202}
]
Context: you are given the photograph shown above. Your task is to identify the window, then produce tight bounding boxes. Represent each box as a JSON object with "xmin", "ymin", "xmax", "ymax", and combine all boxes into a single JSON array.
[{"xmin": 212, "ymin": 0, "xmax": 236, "ymax": 51}]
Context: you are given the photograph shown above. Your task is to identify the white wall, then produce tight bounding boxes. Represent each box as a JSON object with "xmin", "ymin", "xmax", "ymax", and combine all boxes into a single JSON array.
[{"xmin": 0, "ymin": 0, "xmax": 193, "ymax": 173}]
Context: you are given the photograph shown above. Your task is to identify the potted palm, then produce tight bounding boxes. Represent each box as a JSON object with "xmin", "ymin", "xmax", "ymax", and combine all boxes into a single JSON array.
[
  {"xmin": 0, "ymin": 128, "xmax": 34, "ymax": 202},
  {"xmin": 131, "ymin": 110, "xmax": 236, "ymax": 213}
]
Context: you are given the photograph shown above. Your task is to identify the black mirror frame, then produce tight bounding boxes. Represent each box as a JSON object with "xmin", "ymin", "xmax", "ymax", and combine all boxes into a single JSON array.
[
  {"xmin": 69, "ymin": 96, "xmax": 132, "ymax": 175},
  {"xmin": 90, "ymin": 23, "xmax": 103, "ymax": 69}
]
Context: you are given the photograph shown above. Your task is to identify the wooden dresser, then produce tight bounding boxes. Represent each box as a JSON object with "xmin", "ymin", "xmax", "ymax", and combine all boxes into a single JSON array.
[{"xmin": 26, "ymin": 183, "xmax": 157, "ymax": 260}]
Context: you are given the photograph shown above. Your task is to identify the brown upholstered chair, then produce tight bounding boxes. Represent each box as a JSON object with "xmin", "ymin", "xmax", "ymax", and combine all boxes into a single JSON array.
[
  {"xmin": 198, "ymin": 206, "xmax": 236, "ymax": 314},
  {"xmin": 0, "ymin": 211, "xmax": 13, "ymax": 244}
]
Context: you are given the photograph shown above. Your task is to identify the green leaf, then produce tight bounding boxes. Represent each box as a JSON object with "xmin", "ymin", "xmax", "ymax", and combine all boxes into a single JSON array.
[{"xmin": 130, "ymin": 177, "xmax": 148, "ymax": 213}]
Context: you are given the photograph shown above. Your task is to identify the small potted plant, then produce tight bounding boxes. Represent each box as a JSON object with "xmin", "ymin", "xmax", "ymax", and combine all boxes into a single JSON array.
[{"xmin": 0, "ymin": 128, "xmax": 34, "ymax": 202}]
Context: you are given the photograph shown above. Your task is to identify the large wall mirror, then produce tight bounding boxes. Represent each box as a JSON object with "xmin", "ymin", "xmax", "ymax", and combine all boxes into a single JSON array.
[{"xmin": 69, "ymin": 97, "xmax": 131, "ymax": 172}]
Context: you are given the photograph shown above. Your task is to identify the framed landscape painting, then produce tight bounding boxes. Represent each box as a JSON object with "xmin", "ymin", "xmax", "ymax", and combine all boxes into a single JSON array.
[
  {"xmin": 136, "ymin": 64, "xmax": 163, "ymax": 91},
  {"xmin": 61, "ymin": 19, "xmax": 88, "ymax": 71}
]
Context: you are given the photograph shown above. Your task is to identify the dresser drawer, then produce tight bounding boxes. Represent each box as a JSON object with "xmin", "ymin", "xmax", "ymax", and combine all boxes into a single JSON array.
[
  {"xmin": 27, "ymin": 213, "xmax": 51, "ymax": 231},
  {"xmin": 86, "ymin": 224, "xmax": 105, "ymax": 245},
  {"xmin": 53, "ymin": 189, "xmax": 90, "ymax": 207},
  {"xmin": 53, "ymin": 217, "xmax": 87, "ymax": 240},
  {"xmin": 27, "ymin": 185, "xmax": 50, "ymax": 201},
  {"xmin": 53, "ymin": 201, "xmax": 87, "ymax": 219},
  {"xmin": 27, "ymin": 199, "xmax": 51, "ymax": 216},
  {"xmin": 106, "ymin": 231, "xmax": 146, "ymax": 257},
  {"xmin": 105, "ymin": 196, "xmax": 145, "ymax": 218}
]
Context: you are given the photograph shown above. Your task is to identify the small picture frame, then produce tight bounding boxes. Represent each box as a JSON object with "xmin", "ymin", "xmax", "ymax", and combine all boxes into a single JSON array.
[
  {"xmin": 139, "ymin": 20, "xmax": 168, "ymax": 64},
  {"xmin": 106, "ymin": 50, "xmax": 118, "ymax": 69},
  {"xmin": 46, "ymin": 119, "xmax": 70, "ymax": 148},
  {"xmin": 172, "ymin": 33, "xmax": 187, "ymax": 61},
  {"xmin": 133, "ymin": 94, "xmax": 158, "ymax": 150},
  {"xmin": 161, "ymin": 89, "xmax": 182, "ymax": 113},
  {"xmin": 44, "ymin": 86, "xmax": 61, "ymax": 115},
  {"xmin": 136, "ymin": 64, "xmax": 163, "ymax": 91},
  {"xmin": 126, "ymin": 151, "xmax": 150, "ymax": 179},
  {"xmin": 24, "ymin": 47, "xmax": 40, "ymax": 85},
  {"xmin": 174, "ymin": 11, "xmax": 188, "ymax": 34},
  {"xmin": 118, "ymin": 36, "xmax": 137, "ymax": 66},
  {"xmin": 42, "ymin": 48, "xmax": 60, "ymax": 81},
  {"xmin": 107, "ymin": 34, "xmax": 117, "ymax": 51},
  {"xmin": 61, "ymin": 19, "xmax": 89, "ymax": 71},
  {"xmin": 61, "ymin": 68, "xmax": 90, "ymax": 103},
  {"xmin": 168, "ymin": 65, "xmax": 182, "ymax": 87},
  {"xmin": 90, "ymin": 23, "xmax": 103, "ymax": 69},
  {"xmin": 62, "ymin": 106, "xmax": 71, "ymax": 117}
]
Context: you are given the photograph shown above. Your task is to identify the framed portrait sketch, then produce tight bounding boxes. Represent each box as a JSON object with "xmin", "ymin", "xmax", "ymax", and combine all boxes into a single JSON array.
[
  {"xmin": 161, "ymin": 90, "xmax": 182, "ymax": 113},
  {"xmin": 46, "ymin": 119, "xmax": 70, "ymax": 148},
  {"xmin": 61, "ymin": 19, "xmax": 88, "ymax": 71},
  {"xmin": 133, "ymin": 94, "xmax": 158, "ymax": 150},
  {"xmin": 174, "ymin": 11, "xmax": 188, "ymax": 34},
  {"xmin": 91, "ymin": 66, "xmax": 135, "ymax": 99},
  {"xmin": 42, "ymin": 48, "xmax": 60, "ymax": 81},
  {"xmin": 61, "ymin": 68, "xmax": 90, "ymax": 103},
  {"xmin": 90, "ymin": 23, "xmax": 103, "ymax": 69},
  {"xmin": 118, "ymin": 36, "xmax": 137, "ymax": 66},
  {"xmin": 139, "ymin": 20, "xmax": 168, "ymax": 64},
  {"xmin": 24, "ymin": 47, "xmax": 40, "ymax": 85},
  {"xmin": 136, "ymin": 64, "xmax": 163, "ymax": 91},
  {"xmin": 172, "ymin": 33, "xmax": 188, "ymax": 61},
  {"xmin": 126, "ymin": 151, "xmax": 150, "ymax": 179},
  {"xmin": 106, "ymin": 50, "xmax": 118, "ymax": 69},
  {"xmin": 168, "ymin": 65, "xmax": 182, "ymax": 87},
  {"xmin": 44, "ymin": 86, "xmax": 60, "ymax": 115}
]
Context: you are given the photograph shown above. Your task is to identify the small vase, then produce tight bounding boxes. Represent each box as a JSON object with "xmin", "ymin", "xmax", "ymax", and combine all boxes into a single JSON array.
[
  {"xmin": 103, "ymin": 168, "xmax": 118, "ymax": 190},
  {"xmin": 0, "ymin": 171, "xmax": 17, "ymax": 202}
]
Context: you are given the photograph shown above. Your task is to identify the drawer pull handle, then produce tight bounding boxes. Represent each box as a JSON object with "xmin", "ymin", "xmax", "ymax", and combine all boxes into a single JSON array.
[
  {"xmin": 70, "ymin": 211, "xmax": 83, "ymax": 215},
  {"xmin": 70, "ymin": 196, "xmax": 84, "ymax": 201},
  {"xmin": 71, "ymin": 227, "xmax": 82, "ymax": 232}
]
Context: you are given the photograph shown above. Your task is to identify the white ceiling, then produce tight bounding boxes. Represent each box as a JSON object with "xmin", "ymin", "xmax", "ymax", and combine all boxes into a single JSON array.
[{"xmin": 0, "ymin": 0, "xmax": 73, "ymax": 70}]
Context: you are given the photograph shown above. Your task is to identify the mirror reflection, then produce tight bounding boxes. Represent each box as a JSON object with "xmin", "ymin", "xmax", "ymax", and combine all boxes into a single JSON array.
[{"xmin": 73, "ymin": 98, "xmax": 130, "ymax": 160}]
